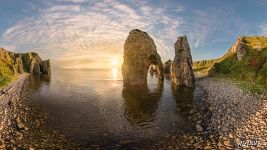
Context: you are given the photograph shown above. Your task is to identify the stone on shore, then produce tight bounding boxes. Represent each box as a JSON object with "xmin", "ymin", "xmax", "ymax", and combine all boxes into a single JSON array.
[
  {"xmin": 196, "ymin": 124, "xmax": 203, "ymax": 132},
  {"xmin": 171, "ymin": 36, "xmax": 195, "ymax": 87},
  {"xmin": 16, "ymin": 117, "xmax": 26, "ymax": 130}
]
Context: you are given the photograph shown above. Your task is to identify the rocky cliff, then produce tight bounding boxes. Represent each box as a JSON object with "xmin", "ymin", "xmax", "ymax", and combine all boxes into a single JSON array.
[
  {"xmin": 122, "ymin": 29, "xmax": 163, "ymax": 86},
  {"xmin": 0, "ymin": 48, "xmax": 51, "ymax": 86},
  {"xmin": 171, "ymin": 36, "xmax": 195, "ymax": 88}
]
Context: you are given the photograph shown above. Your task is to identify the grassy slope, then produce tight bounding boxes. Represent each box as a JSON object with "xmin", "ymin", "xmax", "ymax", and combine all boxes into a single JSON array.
[
  {"xmin": 0, "ymin": 49, "xmax": 16, "ymax": 87},
  {"xmin": 193, "ymin": 36, "xmax": 267, "ymax": 94}
]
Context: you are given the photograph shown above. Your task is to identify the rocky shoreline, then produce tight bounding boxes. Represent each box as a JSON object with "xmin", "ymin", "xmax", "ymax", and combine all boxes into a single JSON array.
[
  {"xmin": 0, "ymin": 74, "xmax": 79, "ymax": 149},
  {"xmin": 0, "ymin": 74, "xmax": 266, "ymax": 149},
  {"xmin": 157, "ymin": 77, "xmax": 267, "ymax": 150}
]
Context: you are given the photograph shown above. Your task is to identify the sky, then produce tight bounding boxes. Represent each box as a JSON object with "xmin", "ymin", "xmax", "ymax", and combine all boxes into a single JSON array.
[{"xmin": 0, "ymin": 0, "xmax": 267, "ymax": 69}]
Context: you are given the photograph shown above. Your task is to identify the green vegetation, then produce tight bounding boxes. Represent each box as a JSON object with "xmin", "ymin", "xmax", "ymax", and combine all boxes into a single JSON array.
[
  {"xmin": 193, "ymin": 58, "xmax": 220, "ymax": 75},
  {"xmin": 193, "ymin": 36, "xmax": 267, "ymax": 94},
  {"xmin": 0, "ymin": 63, "xmax": 14, "ymax": 87}
]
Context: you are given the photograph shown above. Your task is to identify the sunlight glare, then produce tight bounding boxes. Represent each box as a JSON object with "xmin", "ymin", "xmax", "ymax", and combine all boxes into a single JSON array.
[
  {"xmin": 111, "ymin": 59, "xmax": 119, "ymax": 66},
  {"xmin": 112, "ymin": 68, "xmax": 118, "ymax": 80}
]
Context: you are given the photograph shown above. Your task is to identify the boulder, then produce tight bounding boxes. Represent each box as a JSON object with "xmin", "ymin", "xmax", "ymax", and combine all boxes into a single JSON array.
[
  {"xmin": 171, "ymin": 36, "xmax": 195, "ymax": 88},
  {"xmin": 122, "ymin": 29, "xmax": 163, "ymax": 85}
]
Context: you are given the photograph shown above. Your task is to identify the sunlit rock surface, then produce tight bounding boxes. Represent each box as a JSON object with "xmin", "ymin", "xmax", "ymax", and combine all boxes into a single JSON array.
[
  {"xmin": 122, "ymin": 29, "xmax": 163, "ymax": 86},
  {"xmin": 171, "ymin": 36, "xmax": 195, "ymax": 88},
  {"xmin": 228, "ymin": 36, "xmax": 247, "ymax": 61}
]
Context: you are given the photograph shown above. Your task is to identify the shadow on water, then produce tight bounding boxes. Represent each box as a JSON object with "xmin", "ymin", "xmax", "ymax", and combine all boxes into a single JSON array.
[{"xmin": 122, "ymin": 80, "xmax": 163, "ymax": 125}]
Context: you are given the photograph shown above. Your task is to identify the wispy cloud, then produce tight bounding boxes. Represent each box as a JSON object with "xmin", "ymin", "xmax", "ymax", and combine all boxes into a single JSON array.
[
  {"xmin": 2, "ymin": 0, "xmax": 185, "ymax": 68},
  {"xmin": 260, "ymin": 23, "xmax": 267, "ymax": 36},
  {"xmin": 1, "ymin": 0, "xmax": 253, "ymax": 67}
]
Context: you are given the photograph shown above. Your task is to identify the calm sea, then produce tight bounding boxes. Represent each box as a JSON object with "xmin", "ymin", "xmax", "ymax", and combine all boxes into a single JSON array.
[{"xmin": 26, "ymin": 68, "xmax": 205, "ymax": 148}]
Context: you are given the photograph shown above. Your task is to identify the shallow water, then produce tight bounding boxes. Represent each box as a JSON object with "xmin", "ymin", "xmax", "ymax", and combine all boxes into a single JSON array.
[{"xmin": 26, "ymin": 69, "xmax": 205, "ymax": 148}]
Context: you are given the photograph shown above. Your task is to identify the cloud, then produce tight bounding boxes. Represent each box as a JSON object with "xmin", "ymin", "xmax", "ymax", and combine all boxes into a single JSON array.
[
  {"xmin": 260, "ymin": 23, "xmax": 267, "ymax": 36},
  {"xmin": 2, "ymin": 0, "xmax": 251, "ymax": 67},
  {"xmin": 2, "ymin": 0, "xmax": 185, "ymax": 67}
]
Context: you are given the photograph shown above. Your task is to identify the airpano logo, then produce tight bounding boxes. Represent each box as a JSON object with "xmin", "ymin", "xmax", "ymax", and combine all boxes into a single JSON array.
[{"xmin": 238, "ymin": 139, "xmax": 261, "ymax": 148}]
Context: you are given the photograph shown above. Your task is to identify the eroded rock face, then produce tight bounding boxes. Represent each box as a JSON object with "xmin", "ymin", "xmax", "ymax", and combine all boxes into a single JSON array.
[
  {"xmin": 122, "ymin": 29, "xmax": 163, "ymax": 85},
  {"xmin": 229, "ymin": 37, "xmax": 246, "ymax": 61},
  {"xmin": 171, "ymin": 36, "xmax": 195, "ymax": 88},
  {"xmin": 30, "ymin": 60, "xmax": 40, "ymax": 74},
  {"xmin": 0, "ymin": 48, "xmax": 51, "ymax": 75},
  {"xmin": 163, "ymin": 59, "xmax": 172, "ymax": 75},
  {"xmin": 41, "ymin": 60, "xmax": 51, "ymax": 75}
]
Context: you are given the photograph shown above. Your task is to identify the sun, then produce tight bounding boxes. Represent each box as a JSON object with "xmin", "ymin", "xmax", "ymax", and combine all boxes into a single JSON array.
[{"xmin": 111, "ymin": 58, "xmax": 119, "ymax": 66}]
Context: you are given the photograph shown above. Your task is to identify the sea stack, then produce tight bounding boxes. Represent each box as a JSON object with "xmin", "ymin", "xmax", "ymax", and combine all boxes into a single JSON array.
[
  {"xmin": 122, "ymin": 29, "xmax": 163, "ymax": 86},
  {"xmin": 171, "ymin": 36, "xmax": 195, "ymax": 88}
]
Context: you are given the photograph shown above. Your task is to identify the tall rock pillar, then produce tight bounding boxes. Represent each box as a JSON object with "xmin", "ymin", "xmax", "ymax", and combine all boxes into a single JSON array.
[{"xmin": 171, "ymin": 36, "xmax": 195, "ymax": 88}]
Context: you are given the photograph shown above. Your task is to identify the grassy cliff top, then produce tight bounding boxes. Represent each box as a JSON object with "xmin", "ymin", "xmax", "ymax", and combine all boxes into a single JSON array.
[{"xmin": 242, "ymin": 36, "xmax": 267, "ymax": 48}]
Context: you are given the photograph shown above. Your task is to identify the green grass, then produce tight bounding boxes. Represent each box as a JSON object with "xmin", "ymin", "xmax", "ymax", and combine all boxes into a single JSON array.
[
  {"xmin": 193, "ymin": 36, "xmax": 267, "ymax": 93},
  {"xmin": 212, "ymin": 47, "xmax": 267, "ymax": 90},
  {"xmin": 193, "ymin": 58, "xmax": 220, "ymax": 76},
  {"xmin": 0, "ymin": 63, "xmax": 15, "ymax": 87}
]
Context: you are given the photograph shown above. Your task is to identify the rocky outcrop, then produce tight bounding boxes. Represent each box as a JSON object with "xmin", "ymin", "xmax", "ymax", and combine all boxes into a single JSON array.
[
  {"xmin": 122, "ymin": 29, "xmax": 163, "ymax": 85},
  {"xmin": 41, "ymin": 60, "xmax": 51, "ymax": 75},
  {"xmin": 228, "ymin": 37, "xmax": 246, "ymax": 61},
  {"xmin": 163, "ymin": 59, "xmax": 172, "ymax": 75},
  {"xmin": 30, "ymin": 60, "xmax": 40, "ymax": 74},
  {"xmin": 171, "ymin": 36, "xmax": 195, "ymax": 88},
  {"xmin": 0, "ymin": 48, "xmax": 51, "ymax": 75}
]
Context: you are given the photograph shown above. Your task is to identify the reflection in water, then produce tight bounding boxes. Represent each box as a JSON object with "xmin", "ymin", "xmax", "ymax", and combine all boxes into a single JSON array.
[
  {"xmin": 172, "ymin": 85, "xmax": 194, "ymax": 117},
  {"xmin": 112, "ymin": 68, "xmax": 118, "ymax": 80},
  {"xmin": 25, "ymin": 69, "xmax": 206, "ymax": 148},
  {"xmin": 122, "ymin": 80, "xmax": 163, "ymax": 125},
  {"xmin": 28, "ymin": 74, "xmax": 51, "ymax": 91}
]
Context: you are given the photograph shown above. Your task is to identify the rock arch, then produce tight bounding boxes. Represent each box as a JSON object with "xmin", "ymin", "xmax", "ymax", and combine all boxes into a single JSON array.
[{"xmin": 122, "ymin": 29, "xmax": 164, "ymax": 86}]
